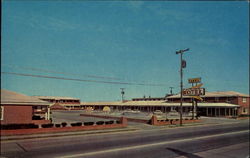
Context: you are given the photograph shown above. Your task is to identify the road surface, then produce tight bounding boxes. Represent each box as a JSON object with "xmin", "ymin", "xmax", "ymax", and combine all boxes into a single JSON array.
[{"xmin": 1, "ymin": 121, "xmax": 249, "ymax": 158}]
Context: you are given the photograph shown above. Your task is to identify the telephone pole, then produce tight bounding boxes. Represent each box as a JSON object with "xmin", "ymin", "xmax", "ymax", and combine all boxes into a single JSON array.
[{"xmin": 176, "ymin": 48, "xmax": 190, "ymax": 126}]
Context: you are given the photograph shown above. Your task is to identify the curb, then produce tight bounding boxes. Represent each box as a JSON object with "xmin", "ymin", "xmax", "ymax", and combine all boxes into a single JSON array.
[{"xmin": 1, "ymin": 127, "xmax": 139, "ymax": 141}]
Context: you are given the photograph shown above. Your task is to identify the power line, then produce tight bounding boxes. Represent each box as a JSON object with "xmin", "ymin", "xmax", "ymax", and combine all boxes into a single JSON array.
[
  {"xmin": 2, "ymin": 64, "xmax": 122, "ymax": 81},
  {"xmin": 1, "ymin": 72, "xmax": 168, "ymax": 87}
]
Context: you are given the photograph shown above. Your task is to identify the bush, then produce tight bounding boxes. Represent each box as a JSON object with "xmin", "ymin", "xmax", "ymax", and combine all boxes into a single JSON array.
[
  {"xmin": 96, "ymin": 121, "xmax": 104, "ymax": 125},
  {"xmin": 76, "ymin": 122, "xmax": 82, "ymax": 126},
  {"xmin": 105, "ymin": 121, "xmax": 114, "ymax": 125},
  {"xmin": 29, "ymin": 124, "xmax": 39, "ymax": 129},
  {"xmin": 83, "ymin": 122, "xmax": 94, "ymax": 126},
  {"xmin": 32, "ymin": 115, "xmax": 41, "ymax": 120},
  {"xmin": 55, "ymin": 124, "xmax": 61, "ymax": 128},
  {"xmin": 175, "ymin": 119, "xmax": 179, "ymax": 121},
  {"xmin": 185, "ymin": 118, "xmax": 189, "ymax": 120},
  {"xmin": 116, "ymin": 120, "xmax": 121, "ymax": 124},
  {"xmin": 0, "ymin": 124, "xmax": 38, "ymax": 130},
  {"xmin": 41, "ymin": 124, "xmax": 54, "ymax": 128},
  {"xmin": 61, "ymin": 122, "xmax": 67, "ymax": 127},
  {"xmin": 165, "ymin": 119, "xmax": 169, "ymax": 121},
  {"xmin": 71, "ymin": 123, "xmax": 77, "ymax": 127}
]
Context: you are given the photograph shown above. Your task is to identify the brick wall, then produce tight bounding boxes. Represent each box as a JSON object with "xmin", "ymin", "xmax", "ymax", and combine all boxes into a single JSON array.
[{"xmin": 0, "ymin": 105, "xmax": 33, "ymax": 124}]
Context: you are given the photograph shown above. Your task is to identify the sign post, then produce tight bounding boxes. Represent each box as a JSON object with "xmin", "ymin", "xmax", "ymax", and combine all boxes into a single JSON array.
[{"xmin": 184, "ymin": 78, "xmax": 205, "ymax": 119}]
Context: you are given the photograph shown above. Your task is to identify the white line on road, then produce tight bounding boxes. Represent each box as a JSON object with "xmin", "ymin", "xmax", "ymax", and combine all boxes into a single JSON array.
[{"xmin": 57, "ymin": 130, "xmax": 249, "ymax": 158}]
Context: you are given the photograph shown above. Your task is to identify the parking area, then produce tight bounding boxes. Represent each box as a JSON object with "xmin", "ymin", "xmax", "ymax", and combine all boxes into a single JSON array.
[
  {"xmin": 51, "ymin": 111, "xmax": 112, "ymax": 124},
  {"xmin": 51, "ymin": 110, "xmax": 246, "ymax": 129}
]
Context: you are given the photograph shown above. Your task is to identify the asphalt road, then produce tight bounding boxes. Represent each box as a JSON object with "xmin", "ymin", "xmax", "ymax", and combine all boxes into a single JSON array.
[{"xmin": 1, "ymin": 121, "xmax": 249, "ymax": 158}]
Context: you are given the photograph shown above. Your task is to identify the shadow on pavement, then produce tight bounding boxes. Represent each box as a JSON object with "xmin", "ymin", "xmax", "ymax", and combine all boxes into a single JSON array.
[{"xmin": 166, "ymin": 147, "xmax": 203, "ymax": 158}]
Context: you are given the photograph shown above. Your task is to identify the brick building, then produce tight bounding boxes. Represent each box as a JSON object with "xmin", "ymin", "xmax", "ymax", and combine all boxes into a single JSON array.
[
  {"xmin": 0, "ymin": 89, "xmax": 51, "ymax": 125},
  {"xmin": 167, "ymin": 91, "xmax": 249, "ymax": 116}
]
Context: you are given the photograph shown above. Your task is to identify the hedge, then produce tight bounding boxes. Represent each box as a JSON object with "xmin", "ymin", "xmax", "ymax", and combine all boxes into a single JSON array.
[
  {"xmin": 83, "ymin": 122, "xmax": 94, "ymax": 126},
  {"xmin": 1, "ymin": 124, "xmax": 39, "ymax": 130},
  {"xmin": 41, "ymin": 124, "xmax": 54, "ymax": 128}
]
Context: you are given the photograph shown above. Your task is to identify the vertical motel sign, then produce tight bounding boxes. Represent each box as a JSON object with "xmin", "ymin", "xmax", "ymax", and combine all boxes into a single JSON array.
[{"xmin": 183, "ymin": 77, "xmax": 205, "ymax": 97}]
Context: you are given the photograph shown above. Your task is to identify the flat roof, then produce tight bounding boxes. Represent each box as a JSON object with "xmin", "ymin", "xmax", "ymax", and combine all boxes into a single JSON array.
[{"xmin": 81, "ymin": 101, "xmax": 239, "ymax": 107}]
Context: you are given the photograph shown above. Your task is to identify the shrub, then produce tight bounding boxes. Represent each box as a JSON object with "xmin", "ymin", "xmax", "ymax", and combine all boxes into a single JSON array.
[
  {"xmin": 76, "ymin": 122, "xmax": 82, "ymax": 126},
  {"xmin": 71, "ymin": 123, "xmax": 77, "ymax": 127},
  {"xmin": 105, "ymin": 121, "xmax": 114, "ymax": 125},
  {"xmin": 175, "ymin": 119, "xmax": 179, "ymax": 121},
  {"xmin": 165, "ymin": 119, "xmax": 169, "ymax": 121},
  {"xmin": 185, "ymin": 118, "xmax": 189, "ymax": 120},
  {"xmin": 61, "ymin": 122, "xmax": 67, "ymax": 127},
  {"xmin": 32, "ymin": 115, "xmax": 41, "ymax": 120},
  {"xmin": 116, "ymin": 120, "xmax": 121, "ymax": 124},
  {"xmin": 0, "ymin": 124, "xmax": 38, "ymax": 130},
  {"xmin": 29, "ymin": 124, "xmax": 39, "ymax": 129},
  {"xmin": 96, "ymin": 121, "xmax": 104, "ymax": 125},
  {"xmin": 84, "ymin": 122, "xmax": 94, "ymax": 126},
  {"xmin": 41, "ymin": 124, "xmax": 54, "ymax": 128},
  {"xmin": 55, "ymin": 124, "xmax": 61, "ymax": 128}
]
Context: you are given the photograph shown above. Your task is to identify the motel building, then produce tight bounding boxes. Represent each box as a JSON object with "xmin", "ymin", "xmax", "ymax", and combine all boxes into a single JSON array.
[
  {"xmin": 80, "ymin": 91, "xmax": 249, "ymax": 117},
  {"xmin": 34, "ymin": 96, "xmax": 81, "ymax": 110},
  {"xmin": 0, "ymin": 89, "xmax": 51, "ymax": 125}
]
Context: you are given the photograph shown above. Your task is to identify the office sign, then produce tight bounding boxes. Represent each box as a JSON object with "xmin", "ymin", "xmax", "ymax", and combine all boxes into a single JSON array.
[
  {"xmin": 188, "ymin": 77, "xmax": 201, "ymax": 83},
  {"xmin": 182, "ymin": 88, "xmax": 205, "ymax": 96}
]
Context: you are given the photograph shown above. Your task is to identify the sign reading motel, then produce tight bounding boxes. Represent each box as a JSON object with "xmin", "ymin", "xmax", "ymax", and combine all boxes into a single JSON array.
[
  {"xmin": 188, "ymin": 77, "xmax": 201, "ymax": 83},
  {"xmin": 182, "ymin": 88, "xmax": 205, "ymax": 96}
]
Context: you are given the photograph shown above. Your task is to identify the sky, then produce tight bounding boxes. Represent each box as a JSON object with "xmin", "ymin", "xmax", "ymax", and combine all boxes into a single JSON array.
[{"xmin": 1, "ymin": 1, "xmax": 249, "ymax": 101}]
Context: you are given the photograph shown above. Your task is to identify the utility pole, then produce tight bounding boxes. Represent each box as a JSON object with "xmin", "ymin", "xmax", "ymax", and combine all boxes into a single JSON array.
[
  {"xmin": 120, "ymin": 88, "xmax": 125, "ymax": 102},
  {"xmin": 176, "ymin": 48, "xmax": 190, "ymax": 126}
]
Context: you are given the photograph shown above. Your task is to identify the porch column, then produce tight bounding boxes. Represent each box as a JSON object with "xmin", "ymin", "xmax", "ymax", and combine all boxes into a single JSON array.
[{"xmin": 47, "ymin": 107, "xmax": 51, "ymax": 120}]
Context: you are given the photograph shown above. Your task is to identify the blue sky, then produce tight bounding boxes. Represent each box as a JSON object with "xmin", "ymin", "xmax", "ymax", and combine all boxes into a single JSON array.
[{"xmin": 2, "ymin": 1, "xmax": 249, "ymax": 101}]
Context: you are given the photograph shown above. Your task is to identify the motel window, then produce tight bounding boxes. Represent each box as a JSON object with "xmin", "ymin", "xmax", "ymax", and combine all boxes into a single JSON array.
[
  {"xmin": 215, "ymin": 97, "xmax": 219, "ymax": 102},
  {"xmin": 0, "ymin": 106, "xmax": 3, "ymax": 120},
  {"xmin": 242, "ymin": 97, "xmax": 247, "ymax": 103}
]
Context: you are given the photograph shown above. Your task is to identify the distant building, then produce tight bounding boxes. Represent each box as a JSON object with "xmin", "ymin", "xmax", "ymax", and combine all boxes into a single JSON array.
[
  {"xmin": 0, "ymin": 89, "xmax": 51, "ymax": 125},
  {"xmin": 35, "ymin": 96, "xmax": 81, "ymax": 110},
  {"xmin": 81, "ymin": 91, "xmax": 249, "ymax": 117}
]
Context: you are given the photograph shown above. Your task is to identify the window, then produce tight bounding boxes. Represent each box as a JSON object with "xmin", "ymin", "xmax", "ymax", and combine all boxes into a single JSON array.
[
  {"xmin": 0, "ymin": 106, "xmax": 4, "ymax": 120},
  {"xmin": 242, "ymin": 97, "xmax": 247, "ymax": 103}
]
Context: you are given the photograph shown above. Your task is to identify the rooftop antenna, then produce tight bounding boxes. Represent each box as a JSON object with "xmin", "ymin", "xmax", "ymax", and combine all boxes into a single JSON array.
[
  {"xmin": 169, "ymin": 87, "xmax": 174, "ymax": 95},
  {"xmin": 120, "ymin": 88, "xmax": 125, "ymax": 102}
]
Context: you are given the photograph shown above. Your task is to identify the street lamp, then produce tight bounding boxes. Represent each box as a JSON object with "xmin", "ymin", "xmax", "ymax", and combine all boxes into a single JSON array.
[{"xmin": 176, "ymin": 48, "xmax": 190, "ymax": 126}]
